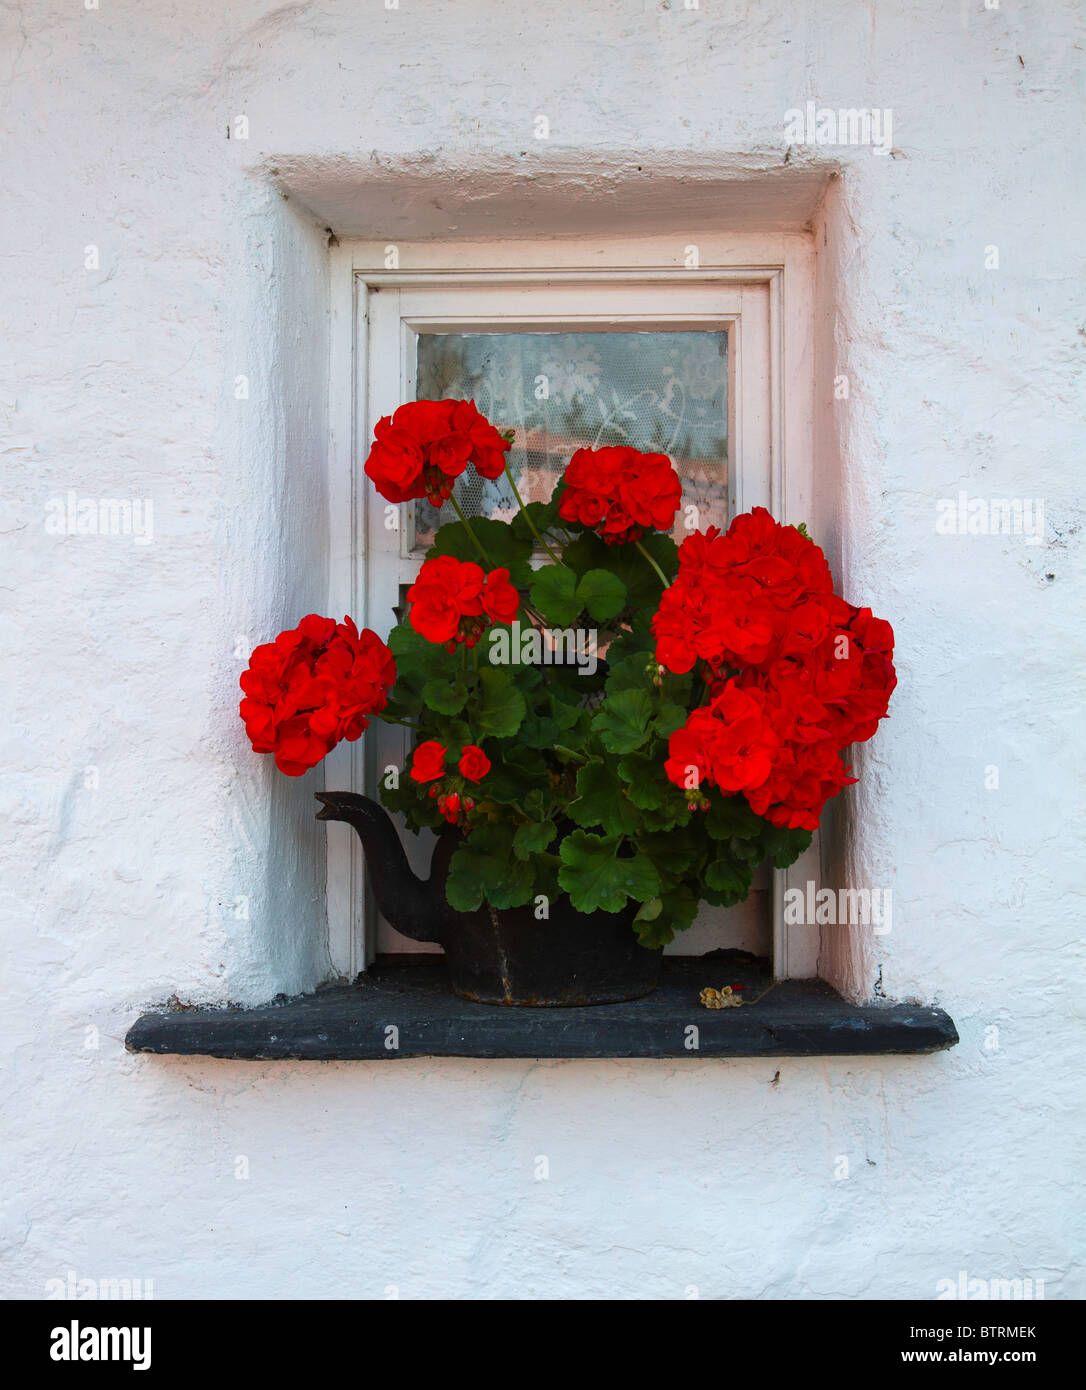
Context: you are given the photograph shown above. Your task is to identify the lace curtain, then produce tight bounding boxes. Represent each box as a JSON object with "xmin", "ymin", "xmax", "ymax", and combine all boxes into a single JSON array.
[{"xmin": 414, "ymin": 330, "xmax": 728, "ymax": 548}]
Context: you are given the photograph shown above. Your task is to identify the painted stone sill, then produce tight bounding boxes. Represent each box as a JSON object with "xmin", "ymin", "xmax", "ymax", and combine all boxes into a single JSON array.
[{"xmin": 125, "ymin": 952, "xmax": 958, "ymax": 1060}]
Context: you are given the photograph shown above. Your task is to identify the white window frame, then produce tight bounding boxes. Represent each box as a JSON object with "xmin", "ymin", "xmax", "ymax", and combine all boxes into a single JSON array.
[{"xmin": 324, "ymin": 236, "xmax": 819, "ymax": 981}]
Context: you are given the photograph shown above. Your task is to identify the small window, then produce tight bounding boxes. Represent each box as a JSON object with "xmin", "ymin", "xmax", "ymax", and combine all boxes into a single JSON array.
[{"xmin": 325, "ymin": 248, "xmax": 816, "ymax": 978}]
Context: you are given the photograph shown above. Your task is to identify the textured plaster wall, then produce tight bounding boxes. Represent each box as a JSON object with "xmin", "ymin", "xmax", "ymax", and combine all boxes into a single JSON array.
[{"xmin": 1, "ymin": 1, "xmax": 1082, "ymax": 1299}]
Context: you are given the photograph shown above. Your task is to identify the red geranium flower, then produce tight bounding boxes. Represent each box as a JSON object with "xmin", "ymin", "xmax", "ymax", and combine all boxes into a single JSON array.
[
  {"xmin": 480, "ymin": 567, "xmax": 520, "ymax": 625},
  {"xmin": 665, "ymin": 682, "xmax": 779, "ymax": 797},
  {"xmin": 458, "ymin": 745, "xmax": 491, "ymax": 782},
  {"xmin": 658, "ymin": 508, "xmax": 895, "ymax": 828},
  {"xmin": 363, "ymin": 399, "xmax": 511, "ymax": 506},
  {"xmin": 558, "ymin": 446, "xmax": 682, "ymax": 545},
  {"xmin": 410, "ymin": 741, "xmax": 447, "ymax": 783},
  {"xmin": 407, "ymin": 555, "xmax": 521, "ymax": 647},
  {"xmin": 239, "ymin": 615, "xmax": 396, "ymax": 777}
]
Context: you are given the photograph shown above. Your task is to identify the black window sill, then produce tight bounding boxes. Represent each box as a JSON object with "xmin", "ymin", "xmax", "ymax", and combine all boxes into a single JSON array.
[{"xmin": 125, "ymin": 952, "xmax": 958, "ymax": 1060}]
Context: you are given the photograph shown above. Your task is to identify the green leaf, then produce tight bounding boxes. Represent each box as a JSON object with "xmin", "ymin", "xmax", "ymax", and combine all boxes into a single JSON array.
[
  {"xmin": 637, "ymin": 798, "xmax": 691, "ymax": 832},
  {"xmin": 476, "ymin": 742, "xmax": 548, "ymax": 808},
  {"xmin": 634, "ymin": 884, "xmax": 700, "ymax": 947},
  {"xmin": 552, "ymin": 696, "xmax": 584, "ymax": 732},
  {"xmin": 421, "ymin": 677, "xmax": 468, "ymax": 715},
  {"xmin": 385, "ymin": 625, "xmax": 457, "ymax": 718},
  {"xmin": 387, "ymin": 620, "xmax": 458, "ymax": 679},
  {"xmin": 529, "ymin": 565, "xmax": 580, "ymax": 626},
  {"xmin": 474, "ymin": 666, "xmax": 527, "ymax": 739},
  {"xmin": 513, "ymin": 818, "xmax": 557, "ymax": 861},
  {"xmin": 762, "ymin": 825, "xmax": 814, "ymax": 869},
  {"xmin": 661, "ymin": 884, "xmax": 700, "ymax": 934},
  {"xmin": 703, "ymin": 856, "xmax": 754, "ymax": 907},
  {"xmin": 444, "ymin": 849, "xmax": 487, "ymax": 913},
  {"xmin": 446, "ymin": 823, "xmax": 535, "ymax": 912},
  {"xmin": 654, "ymin": 700, "xmax": 687, "ymax": 739},
  {"xmin": 557, "ymin": 831, "xmax": 660, "ymax": 914},
  {"xmin": 562, "ymin": 530, "xmax": 612, "ymax": 578},
  {"xmin": 518, "ymin": 711, "xmax": 561, "ymax": 749},
  {"xmin": 569, "ymin": 761, "xmax": 640, "ymax": 838},
  {"xmin": 591, "ymin": 688, "xmax": 654, "ymax": 754},
  {"xmin": 705, "ymin": 795, "xmax": 763, "ymax": 841},
  {"xmin": 502, "ymin": 742, "xmax": 548, "ymax": 779},
  {"xmin": 576, "ymin": 569, "xmax": 626, "ymax": 622},
  {"xmin": 604, "ymin": 650, "xmax": 656, "ymax": 695},
  {"xmin": 730, "ymin": 835, "xmax": 764, "ymax": 864},
  {"xmin": 564, "ymin": 530, "xmax": 677, "ymax": 609},
  {"xmin": 636, "ymin": 828, "xmax": 701, "ymax": 884},
  {"xmin": 617, "ymin": 753, "xmax": 669, "ymax": 811},
  {"xmin": 474, "ymin": 762, "xmax": 533, "ymax": 807},
  {"xmin": 634, "ymin": 897, "xmax": 662, "ymax": 923},
  {"xmin": 634, "ymin": 917, "xmax": 674, "ymax": 949}
]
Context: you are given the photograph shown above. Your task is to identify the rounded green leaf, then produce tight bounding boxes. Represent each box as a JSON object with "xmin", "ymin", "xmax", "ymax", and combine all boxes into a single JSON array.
[
  {"xmin": 475, "ymin": 666, "xmax": 527, "ymax": 739},
  {"xmin": 513, "ymin": 819, "xmax": 557, "ymax": 861},
  {"xmin": 576, "ymin": 569, "xmax": 627, "ymax": 622},
  {"xmin": 529, "ymin": 565, "xmax": 580, "ymax": 626},
  {"xmin": 591, "ymin": 689, "xmax": 653, "ymax": 754},
  {"xmin": 446, "ymin": 824, "xmax": 535, "ymax": 911},
  {"xmin": 569, "ymin": 761, "xmax": 640, "ymax": 837},
  {"xmin": 557, "ymin": 830, "xmax": 660, "ymax": 914},
  {"xmin": 422, "ymin": 678, "xmax": 469, "ymax": 715}
]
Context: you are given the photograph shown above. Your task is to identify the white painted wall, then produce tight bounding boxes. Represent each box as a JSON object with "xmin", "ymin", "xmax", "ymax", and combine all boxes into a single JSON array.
[{"xmin": 2, "ymin": 1, "xmax": 1081, "ymax": 1299}]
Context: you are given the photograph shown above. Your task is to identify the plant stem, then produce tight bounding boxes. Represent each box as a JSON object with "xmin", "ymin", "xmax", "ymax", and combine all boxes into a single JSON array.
[
  {"xmin": 448, "ymin": 492, "xmax": 491, "ymax": 564},
  {"xmin": 503, "ymin": 463, "xmax": 565, "ymax": 565},
  {"xmin": 745, "ymin": 978, "xmax": 779, "ymax": 1007},
  {"xmin": 635, "ymin": 539, "xmax": 670, "ymax": 588},
  {"xmin": 554, "ymin": 744, "xmax": 587, "ymax": 763}
]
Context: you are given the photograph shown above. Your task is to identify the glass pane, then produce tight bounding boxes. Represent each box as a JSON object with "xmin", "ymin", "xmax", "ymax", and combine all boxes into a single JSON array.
[{"xmin": 413, "ymin": 330, "xmax": 728, "ymax": 549}]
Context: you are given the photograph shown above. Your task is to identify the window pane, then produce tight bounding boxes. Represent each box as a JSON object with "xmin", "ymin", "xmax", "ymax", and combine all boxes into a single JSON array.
[{"xmin": 414, "ymin": 330, "xmax": 727, "ymax": 549}]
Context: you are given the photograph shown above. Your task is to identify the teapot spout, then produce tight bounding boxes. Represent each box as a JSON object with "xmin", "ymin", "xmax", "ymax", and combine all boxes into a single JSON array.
[{"xmin": 315, "ymin": 792, "xmax": 447, "ymax": 945}]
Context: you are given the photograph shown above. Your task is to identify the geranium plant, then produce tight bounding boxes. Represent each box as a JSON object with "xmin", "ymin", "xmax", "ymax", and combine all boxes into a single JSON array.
[{"xmin": 240, "ymin": 399, "xmax": 897, "ymax": 948}]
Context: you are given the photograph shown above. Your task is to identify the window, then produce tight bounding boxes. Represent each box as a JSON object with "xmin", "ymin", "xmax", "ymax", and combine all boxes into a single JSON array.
[{"xmin": 325, "ymin": 241, "xmax": 818, "ymax": 980}]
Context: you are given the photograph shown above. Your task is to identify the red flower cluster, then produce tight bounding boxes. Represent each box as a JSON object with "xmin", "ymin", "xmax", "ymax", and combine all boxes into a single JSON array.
[
  {"xmin": 406, "ymin": 555, "xmax": 520, "ymax": 647},
  {"xmin": 409, "ymin": 741, "xmax": 492, "ymax": 824},
  {"xmin": 659, "ymin": 509, "xmax": 897, "ymax": 829},
  {"xmin": 364, "ymin": 398, "xmax": 511, "ymax": 506},
  {"xmin": 239, "ymin": 615, "xmax": 396, "ymax": 777},
  {"xmin": 558, "ymin": 446, "xmax": 682, "ymax": 545}
]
